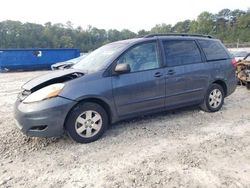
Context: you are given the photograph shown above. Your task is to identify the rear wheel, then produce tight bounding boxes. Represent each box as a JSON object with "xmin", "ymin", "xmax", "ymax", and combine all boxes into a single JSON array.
[
  {"xmin": 200, "ymin": 84, "xmax": 225, "ymax": 112},
  {"xmin": 65, "ymin": 102, "xmax": 108, "ymax": 143}
]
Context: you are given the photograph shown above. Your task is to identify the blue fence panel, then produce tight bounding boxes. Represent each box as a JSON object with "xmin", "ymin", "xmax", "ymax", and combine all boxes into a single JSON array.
[{"xmin": 0, "ymin": 48, "xmax": 80, "ymax": 71}]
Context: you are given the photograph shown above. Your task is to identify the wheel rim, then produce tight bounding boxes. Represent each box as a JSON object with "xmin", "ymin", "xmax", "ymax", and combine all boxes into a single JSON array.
[
  {"xmin": 75, "ymin": 110, "xmax": 102, "ymax": 138},
  {"xmin": 208, "ymin": 89, "xmax": 222, "ymax": 109}
]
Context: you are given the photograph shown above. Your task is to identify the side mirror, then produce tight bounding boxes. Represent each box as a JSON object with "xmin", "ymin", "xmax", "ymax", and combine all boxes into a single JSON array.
[{"xmin": 114, "ymin": 64, "xmax": 131, "ymax": 74}]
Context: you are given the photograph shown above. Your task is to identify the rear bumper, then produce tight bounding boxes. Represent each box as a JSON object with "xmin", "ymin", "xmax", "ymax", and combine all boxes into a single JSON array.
[
  {"xmin": 226, "ymin": 76, "xmax": 237, "ymax": 97},
  {"xmin": 14, "ymin": 96, "xmax": 77, "ymax": 137}
]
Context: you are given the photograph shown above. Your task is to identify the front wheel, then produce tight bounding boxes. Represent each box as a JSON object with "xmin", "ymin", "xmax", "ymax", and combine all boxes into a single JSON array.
[
  {"xmin": 200, "ymin": 84, "xmax": 225, "ymax": 112},
  {"xmin": 65, "ymin": 102, "xmax": 108, "ymax": 143}
]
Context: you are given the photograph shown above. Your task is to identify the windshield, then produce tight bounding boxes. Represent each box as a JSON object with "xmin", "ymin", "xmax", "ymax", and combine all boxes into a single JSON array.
[
  {"xmin": 73, "ymin": 43, "xmax": 126, "ymax": 72},
  {"xmin": 67, "ymin": 55, "xmax": 87, "ymax": 64}
]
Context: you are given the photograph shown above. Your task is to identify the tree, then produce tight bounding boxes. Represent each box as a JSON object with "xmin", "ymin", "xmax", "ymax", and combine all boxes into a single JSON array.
[
  {"xmin": 120, "ymin": 29, "xmax": 136, "ymax": 40},
  {"xmin": 107, "ymin": 29, "xmax": 121, "ymax": 42},
  {"xmin": 196, "ymin": 12, "xmax": 215, "ymax": 34},
  {"xmin": 189, "ymin": 20, "xmax": 199, "ymax": 33},
  {"xmin": 0, "ymin": 8, "xmax": 249, "ymax": 51},
  {"xmin": 151, "ymin": 23, "xmax": 172, "ymax": 33},
  {"xmin": 138, "ymin": 29, "xmax": 149, "ymax": 37},
  {"xmin": 172, "ymin": 20, "xmax": 191, "ymax": 33}
]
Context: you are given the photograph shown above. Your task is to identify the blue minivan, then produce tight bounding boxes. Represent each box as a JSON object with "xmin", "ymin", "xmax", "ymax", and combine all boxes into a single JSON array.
[{"xmin": 14, "ymin": 34, "xmax": 237, "ymax": 143}]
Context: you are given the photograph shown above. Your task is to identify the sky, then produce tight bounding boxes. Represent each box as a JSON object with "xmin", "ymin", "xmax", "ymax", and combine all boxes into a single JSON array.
[{"xmin": 1, "ymin": 0, "xmax": 250, "ymax": 32}]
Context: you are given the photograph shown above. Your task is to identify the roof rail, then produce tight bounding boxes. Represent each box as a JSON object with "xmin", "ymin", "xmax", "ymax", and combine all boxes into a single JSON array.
[{"xmin": 144, "ymin": 33, "xmax": 213, "ymax": 39}]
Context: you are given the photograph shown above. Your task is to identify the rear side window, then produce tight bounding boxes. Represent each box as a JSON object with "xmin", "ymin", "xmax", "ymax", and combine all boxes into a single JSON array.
[
  {"xmin": 198, "ymin": 40, "xmax": 229, "ymax": 61},
  {"xmin": 162, "ymin": 40, "xmax": 202, "ymax": 66}
]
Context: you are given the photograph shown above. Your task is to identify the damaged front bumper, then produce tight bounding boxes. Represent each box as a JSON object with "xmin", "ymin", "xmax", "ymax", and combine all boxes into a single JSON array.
[{"xmin": 14, "ymin": 96, "xmax": 77, "ymax": 137}]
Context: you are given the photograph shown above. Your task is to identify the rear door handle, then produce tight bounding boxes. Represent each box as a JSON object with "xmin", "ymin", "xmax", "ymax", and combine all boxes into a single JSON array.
[
  {"xmin": 154, "ymin": 72, "xmax": 163, "ymax": 77},
  {"xmin": 167, "ymin": 70, "xmax": 175, "ymax": 75}
]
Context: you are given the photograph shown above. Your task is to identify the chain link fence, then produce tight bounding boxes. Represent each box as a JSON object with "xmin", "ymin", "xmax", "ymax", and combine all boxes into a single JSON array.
[{"xmin": 224, "ymin": 42, "xmax": 250, "ymax": 48}]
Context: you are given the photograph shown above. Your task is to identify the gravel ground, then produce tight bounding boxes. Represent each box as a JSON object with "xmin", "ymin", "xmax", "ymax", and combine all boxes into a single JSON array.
[{"xmin": 0, "ymin": 71, "xmax": 250, "ymax": 188}]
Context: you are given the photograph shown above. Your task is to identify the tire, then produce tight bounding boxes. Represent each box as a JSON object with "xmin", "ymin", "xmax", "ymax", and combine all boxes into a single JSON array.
[
  {"xmin": 200, "ymin": 84, "xmax": 225, "ymax": 112},
  {"xmin": 65, "ymin": 102, "xmax": 108, "ymax": 143}
]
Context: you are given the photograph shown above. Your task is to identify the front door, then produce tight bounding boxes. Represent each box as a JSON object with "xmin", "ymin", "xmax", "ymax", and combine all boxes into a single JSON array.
[{"xmin": 112, "ymin": 41, "xmax": 165, "ymax": 117}]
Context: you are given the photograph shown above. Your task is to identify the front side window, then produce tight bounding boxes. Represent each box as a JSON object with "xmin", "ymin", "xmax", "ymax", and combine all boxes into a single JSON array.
[
  {"xmin": 163, "ymin": 40, "xmax": 202, "ymax": 66},
  {"xmin": 116, "ymin": 42, "xmax": 160, "ymax": 72}
]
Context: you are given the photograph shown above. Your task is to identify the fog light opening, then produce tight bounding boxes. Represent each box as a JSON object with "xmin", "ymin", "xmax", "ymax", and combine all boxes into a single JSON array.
[{"xmin": 30, "ymin": 125, "xmax": 47, "ymax": 131}]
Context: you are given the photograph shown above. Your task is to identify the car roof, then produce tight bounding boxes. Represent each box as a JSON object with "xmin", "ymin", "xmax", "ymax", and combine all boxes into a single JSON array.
[
  {"xmin": 143, "ymin": 33, "xmax": 213, "ymax": 38},
  {"xmin": 109, "ymin": 34, "xmax": 218, "ymax": 46}
]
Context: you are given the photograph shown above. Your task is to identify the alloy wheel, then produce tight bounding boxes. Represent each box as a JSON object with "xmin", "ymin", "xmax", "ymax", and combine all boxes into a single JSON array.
[
  {"xmin": 75, "ymin": 110, "xmax": 102, "ymax": 138},
  {"xmin": 208, "ymin": 89, "xmax": 222, "ymax": 109}
]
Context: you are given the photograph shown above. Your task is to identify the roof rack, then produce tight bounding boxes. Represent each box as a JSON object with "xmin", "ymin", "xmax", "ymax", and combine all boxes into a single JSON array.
[{"xmin": 144, "ymin": 33, "xmax": 213, "ymax": 39}]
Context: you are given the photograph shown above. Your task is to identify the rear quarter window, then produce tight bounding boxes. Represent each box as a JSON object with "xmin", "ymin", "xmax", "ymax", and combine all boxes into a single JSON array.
[{"xmin": 198, "ymin": 40, "xmax": 229, "ymax": 61}]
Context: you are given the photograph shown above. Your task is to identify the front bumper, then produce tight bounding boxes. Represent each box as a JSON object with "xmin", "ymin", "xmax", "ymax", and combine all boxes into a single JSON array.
[{"xmin": 14, "ymin": 96, "xmax": 77, "ymax": 137}]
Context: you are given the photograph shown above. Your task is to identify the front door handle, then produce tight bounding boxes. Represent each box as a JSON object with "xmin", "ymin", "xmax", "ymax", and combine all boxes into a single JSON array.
[
  {"xmin": 167, "ymin": 69, "xmax": 175, "ymax": 75},
  {"xmin": 154, "ymin": 72, "xmax": 163, "ymax": 77}
]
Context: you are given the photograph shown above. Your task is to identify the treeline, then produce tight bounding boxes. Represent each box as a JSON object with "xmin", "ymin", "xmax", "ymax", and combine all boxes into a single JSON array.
[{"xmin": 0, "ymin": 8, "xmax": 249, "ymax": 52}]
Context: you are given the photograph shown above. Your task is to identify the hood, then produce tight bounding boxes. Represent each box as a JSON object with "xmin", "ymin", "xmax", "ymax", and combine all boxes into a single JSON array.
[{"xmin": 22, "ymin": 69, "xmax": 85, "ymax": 91}]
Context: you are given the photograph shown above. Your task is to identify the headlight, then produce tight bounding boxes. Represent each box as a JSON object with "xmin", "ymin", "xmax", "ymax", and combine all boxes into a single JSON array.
[{"xmin": 23, "ymin": 83, "xmax": 64, "ymax": 103}]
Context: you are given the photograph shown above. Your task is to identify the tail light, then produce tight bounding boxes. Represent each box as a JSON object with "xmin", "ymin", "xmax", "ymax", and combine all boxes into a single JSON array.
[{"xmin": 231, "ymin": 58, "xmax": 237, "ymax": 68}]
